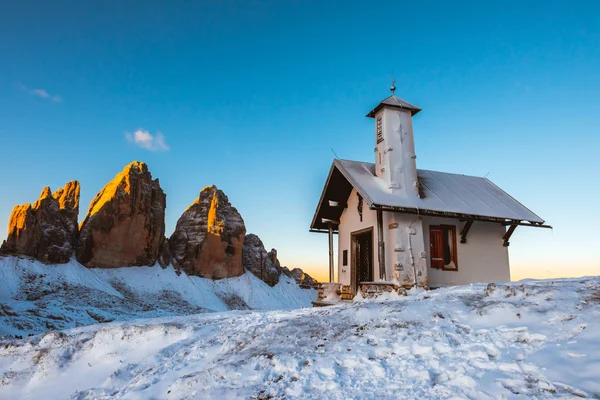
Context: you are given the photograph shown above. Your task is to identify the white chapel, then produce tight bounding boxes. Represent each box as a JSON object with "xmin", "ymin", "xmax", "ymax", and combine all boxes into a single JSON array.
[{"xmin": 310, "ymin": 84, "xmax": 549, "ymax": 301}]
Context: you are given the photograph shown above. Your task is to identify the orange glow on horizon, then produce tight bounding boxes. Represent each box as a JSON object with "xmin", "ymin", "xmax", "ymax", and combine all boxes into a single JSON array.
[{"xmin": 292, "ymin": 262, "xmax": 599, "ymax": 284}]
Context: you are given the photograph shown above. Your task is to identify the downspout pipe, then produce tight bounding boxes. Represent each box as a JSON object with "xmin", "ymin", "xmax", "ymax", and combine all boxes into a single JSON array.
[
  {"xmin": 408, "ymin": 218, "xmax": 419, "ymax": 287},
  {"xmin": 328, "ymin": 222, "xmax": 334, "ymax": 283},
  {"xmin": 376, "ymin": 208, "xmax": 386, "ymax": 281}
]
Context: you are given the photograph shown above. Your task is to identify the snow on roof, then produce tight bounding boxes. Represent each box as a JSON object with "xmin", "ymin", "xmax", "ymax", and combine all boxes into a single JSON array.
[{"xmin": 311, "ymin": 159, "xmax": 544, "ymax": 230}]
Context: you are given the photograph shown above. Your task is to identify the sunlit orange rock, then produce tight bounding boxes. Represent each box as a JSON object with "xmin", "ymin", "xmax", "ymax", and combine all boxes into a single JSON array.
[
  {"xmin": 170, "ymin": 186, "xmax": 245, "ymax": 279},
  {"xmin": 76, "ymin": 161, "xmax": 166, "ymax": 268},
  {"xmin": 1, "ymin": 181, "xmax": 80, "ymax": 263}
]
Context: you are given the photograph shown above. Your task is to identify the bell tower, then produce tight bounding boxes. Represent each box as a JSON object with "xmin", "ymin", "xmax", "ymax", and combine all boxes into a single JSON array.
[{"xmin": 367, "ymin": 82, "xmax": 421, "ymax": 198}]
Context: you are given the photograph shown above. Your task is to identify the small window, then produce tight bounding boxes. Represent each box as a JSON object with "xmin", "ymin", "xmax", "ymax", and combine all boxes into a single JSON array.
[
  {"xmin": 430, "ymin": 225, "xmax": 458, "ymax": 270},
  {"xmin": 342, "ymin": 250, "xmax": 348, "ymax": 266},
  {"xmin": 376, "ymin": 115, "xmax": 384, "ymax": 143}
]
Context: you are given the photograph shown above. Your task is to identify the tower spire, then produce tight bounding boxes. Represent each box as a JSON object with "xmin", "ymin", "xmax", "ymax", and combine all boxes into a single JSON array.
[{"xmin": 390, "ymin": 78, "xmax": 396, "ymax": 96}]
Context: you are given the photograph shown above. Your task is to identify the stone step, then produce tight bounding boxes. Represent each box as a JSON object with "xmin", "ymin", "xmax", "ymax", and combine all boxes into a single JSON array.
[{"xmin": 359, "ymin": 282, "xmax": 407, "ymax": 299}]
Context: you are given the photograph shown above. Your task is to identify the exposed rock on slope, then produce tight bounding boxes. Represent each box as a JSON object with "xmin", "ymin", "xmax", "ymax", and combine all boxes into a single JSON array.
[
  {"xmin": 52, "ymin": 181, "xmax": 80, "ymax": 244},
  {"xmin": 0, "ymin": 256, "xmax": 317, "ymax": 338},
  {"xmin": 242, "ymin": 233, "xmax": 319, "ymax": 288},
  {"xmin": 242, "ymin": 234, "xmax": 281, "ymax": 286},
  {"xmin": 157, "ymin": 237, "xmax": 171, "ymax": 268},
  {"xmin": 170, "ymin": 186, "xmax": 246, "ymax": 279},
  {"xmin": 76, "ymin": 162, "xmax": 166, "ymax": 268},
  {"xmin": 0, "ymin": 181, "xmax": 80, "ymax": 263},
  {"xmin": 279, "ymin": 266, "xmax": 319, "ymax": 290},
  {"xmin": 287, "ymin": 267, "xmax": 319, "ymax": 290}
]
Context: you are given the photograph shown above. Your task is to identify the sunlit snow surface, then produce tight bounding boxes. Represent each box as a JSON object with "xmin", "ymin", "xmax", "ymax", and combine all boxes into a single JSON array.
[{"xmin": 1, "ymin": 273, "xmax": 599, "ymax": 399}]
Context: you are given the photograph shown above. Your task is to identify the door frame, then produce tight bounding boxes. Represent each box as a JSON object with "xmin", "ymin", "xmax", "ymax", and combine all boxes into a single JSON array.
[{"xmin": 350, "ymin": 227, "xmax": 374, "ymax": 292}]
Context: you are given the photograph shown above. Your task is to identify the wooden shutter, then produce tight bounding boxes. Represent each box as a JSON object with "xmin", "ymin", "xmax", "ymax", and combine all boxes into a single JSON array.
[{"xmin": 430, "ymin": 226, "xmax": 444, "ymax": 269}]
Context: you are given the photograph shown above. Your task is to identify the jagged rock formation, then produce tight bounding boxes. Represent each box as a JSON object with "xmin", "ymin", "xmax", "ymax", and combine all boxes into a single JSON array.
[
  {"xmin": 242, "ymin": 234, "xmax": 281, "ymax": 286},
  {"xmin": 0, "ymin": 181, "xmax": 80, "ymax": 263},
  {"xmin": 281, "ymin": 266, "xmax": 319, "ymax": 290},
  {"xmin": 242, "ymin": 233, "xmax": 319, "ymax": 288},
  {"xmin": 52, "ymin": 181, "xmax": 80, "ymax": 245},
  {"xmin": 268, "ymin": 248, "xmax": 280, "ymax": 268},
  {"xmin": 157, "ymin": 237, "xmax": 171, "ymax": 268},
  {"xmin": 0, "ymin": 161, "xmax": 319, "ymax": 295},
  {"xmin": 170, "ymin": 186, "xmax": 246, "ymax": 279},
  {"xmin": 76, "ymin": 161, "xmax": 166, "ymax": 268}
]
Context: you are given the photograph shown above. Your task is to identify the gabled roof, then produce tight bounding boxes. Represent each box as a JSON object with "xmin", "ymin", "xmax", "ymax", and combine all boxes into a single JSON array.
[
  {"xmin": 366, "ymin": 95, "xmax": 422, "ymax": 118},
  {"xmin": 310, "ymin": 159, "xmax": 545, "ymax": 231}
]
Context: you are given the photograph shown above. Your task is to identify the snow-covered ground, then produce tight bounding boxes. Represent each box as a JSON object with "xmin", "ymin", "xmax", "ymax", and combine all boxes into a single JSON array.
[
  {"xmin": 0, "ymin": 256, "xmax": 316, "ymax": 337},
  {"xmin": 1, "ymin": 276, "xmax": 599, "ymax": 399}
]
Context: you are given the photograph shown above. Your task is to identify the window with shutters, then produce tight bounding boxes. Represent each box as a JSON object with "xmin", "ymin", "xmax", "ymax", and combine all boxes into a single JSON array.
[
  {"xmin": 376, "ymin": 115, "xmax": 383, "ymax": 143},
  {"xmin": 429, "ymin": 225, "xmax": 458, "ymax": 271}
]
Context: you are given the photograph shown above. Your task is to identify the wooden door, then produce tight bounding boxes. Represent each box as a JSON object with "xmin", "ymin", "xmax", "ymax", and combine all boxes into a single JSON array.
[{"xmin": 351, "ymin": 228, "xmax": 373, "ymax": 291}]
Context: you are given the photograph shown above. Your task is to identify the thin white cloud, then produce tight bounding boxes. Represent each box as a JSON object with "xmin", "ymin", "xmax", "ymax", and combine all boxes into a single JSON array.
[
  {"xmin": 125, "ymin": 129, "xmax": 170, "ymax": 152},
  {"xmin": 19, "ymin": 84, "xmax": 62, "ymax": 102}
]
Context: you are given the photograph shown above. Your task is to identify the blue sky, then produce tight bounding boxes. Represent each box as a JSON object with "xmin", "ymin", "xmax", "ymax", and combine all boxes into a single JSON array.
[{"xmin": 1, "ymin": 0, "xmax": 599, "ymax": 281}]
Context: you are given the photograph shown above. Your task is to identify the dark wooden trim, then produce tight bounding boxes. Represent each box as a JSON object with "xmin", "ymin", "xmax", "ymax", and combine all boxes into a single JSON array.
[
  {"xmin": 460, "ymin": 220, "xmax": 474, "ymax": 244},
  {"xmin": 371, "ymin": 204, "xmax": 550, "ymax": 228},
  {"xmin": 501, "ymin": 222, "xmax": 552, "ymax": 228},
  {"xmin": 350, "ymin": 226, "xmax": 374, "ymax": 236},
  {"xmin": 503, "ymin": 224, "xmax": 518, "ymax": 247},
  {"xmin": 309, "ymin": 229, "xmax": 339, "ymax": 234}
]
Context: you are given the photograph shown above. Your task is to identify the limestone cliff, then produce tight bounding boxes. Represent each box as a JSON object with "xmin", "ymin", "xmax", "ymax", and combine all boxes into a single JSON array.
[
  {"xmin": 242, "ymin": 234, "xmax": 281, "ymax": 286},
  {"xmin": 170, "ymin": 186, "xmax": 245, "ymax": 279},
  {"xmin": 1, "ymin": 181, "xmax": 80, "ymax": 263},
  {"xmin": 76, "ymin": 161, "xmax": 166, "ymax": 268}
]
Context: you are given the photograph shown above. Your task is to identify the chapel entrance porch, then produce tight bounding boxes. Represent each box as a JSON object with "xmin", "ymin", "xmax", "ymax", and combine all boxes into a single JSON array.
[{"xmin": 351, "ymin": 228, "xmax": 373, "ymax": 294}]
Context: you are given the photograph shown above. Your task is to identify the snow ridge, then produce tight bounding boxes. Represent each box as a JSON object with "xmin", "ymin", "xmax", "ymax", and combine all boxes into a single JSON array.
[{"xmin": 0, "ymin": 256, "xmax": 317, "ymax": 337}]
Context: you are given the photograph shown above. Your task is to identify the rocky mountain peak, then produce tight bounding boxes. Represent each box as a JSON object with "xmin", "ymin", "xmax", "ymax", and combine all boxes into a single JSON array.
[
  {"xmin": 1, "ymin": 181, "xmax": 81, "ymax": 263},
  {"xmin": 242, "ymin": 234, "xmax": 281, "ymax": 286},
  {"xmin": 170, "ymin": 185, "xmax": 246, "ymax": 279},
  {"xmin": 52, "ymin": 181, "xmax": 80, "ymax": 245},
  {"xmin": 52, "ymin": 180, "xmax": 80, "ymax": 212},
  {"xmin": 38, "ymin": 186, "xmax": 52, "ymax": 200},
  {"xmin": 76, "ymin": 161, "xmax": 166, "ymax": 268}
]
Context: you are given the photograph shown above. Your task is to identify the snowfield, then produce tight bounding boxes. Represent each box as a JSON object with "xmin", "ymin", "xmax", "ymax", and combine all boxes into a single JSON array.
[
  {"xmin": 0, "ymin": 256, "xmax": 316, "ymax": 338},
  {"xmin": 1, "ymin": 276, "xmax": 600, "ymax": 399}
]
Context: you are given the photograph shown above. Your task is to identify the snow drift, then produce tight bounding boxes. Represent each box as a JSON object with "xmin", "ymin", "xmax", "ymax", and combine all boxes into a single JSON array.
[
  {"xmin": 0, "ymin": 256, "xmax": 317, "ymax": 337},
  {"xmin": 1, "ymin": 275, "xmax": 599, "ymax": 399}
]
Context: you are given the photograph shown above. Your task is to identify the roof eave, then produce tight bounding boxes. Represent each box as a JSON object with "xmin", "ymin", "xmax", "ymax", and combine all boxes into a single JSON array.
[
  {"xmin": 333, "ymin": 159, "xmax": 375, "ymax": 207},
  {"xmin": 310, "ymin": 159, "xmax": 377, "ymax": 231},
  {"xmin": 309, "ymin": 162, "xmax": 338, "ymax": 231},
  {"xmin": 366, "ymin": 103, "xmax": 421, "ymax": 118},
  {"xmin": 370, "ymin": 203, "xmax": 548, "ymax": 227}
]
